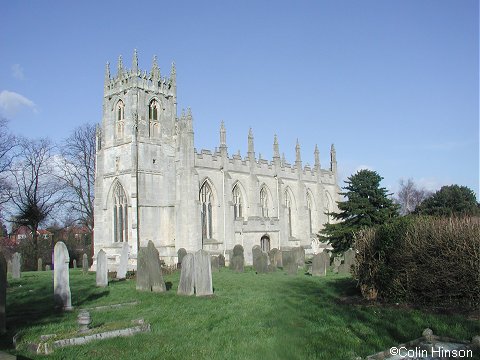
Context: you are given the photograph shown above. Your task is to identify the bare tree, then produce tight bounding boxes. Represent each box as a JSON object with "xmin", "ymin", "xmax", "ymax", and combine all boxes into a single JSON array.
[
  {"xmin": 395, "ymin": 178, "xmax": 432, "ymax": 215},
  {"xmin": 7, "ymin": 138, "xmax": 65, "ymax": 258},
  {"xmin": 0, "ymin": 118, "xmax": 18, "ymax": 207},
  {"xmin": 57, "ymin": 123, "xmax": 96, "ymax": 231}
]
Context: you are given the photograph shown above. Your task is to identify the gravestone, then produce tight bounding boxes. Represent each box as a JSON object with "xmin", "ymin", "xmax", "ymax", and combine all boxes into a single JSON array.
[
  {"xmin": 292, "ymin": 247, "xmax": 305, "ymax": 267},
  {"xmin": 339, "ymin": 249, "xmax": 355, "ymax": 275},
  {"xmin": 12, "ymin": 252, "xmax": 21, "ymax": 279},
  {"xmin": 177, "ymin": 253, "xmax": 195, "ymax": 296},
  {"xmin": 147, "ymin": 241, "xmax": 166, "ymax": 292},
  {"xmin": 72, "ymin": 259, "xmax": 77, "ymax": 269},
  {"xmin": 229, "ymin": 244, "xmax": 244, "ymax": 272},
  {"xmin": 282, "ymin": 250, "xmax": 298, "ymax": 275},
  {"xmin": 82, "ymin": 253, "xmax": 89, "ymax": 274},
  {"xmin": 46, "ymin": 265, "xmax": 51, "ymax": 271},
  {"xmin": 218, "ymin": 254, "xmax": 225, "ymax": 267},
  {"xmin": 268, "ymin": 248, "xmax": 282, "ymax": 268},
  {"xmin": 96, "ymin": 249, "xmax": 108, "ymax": 287},
  {"xmin": 136, "ymin": 247, "xmax": 150, "ymax": 291},
  {"xmin": 312, "ymin": 251, "xmax": 330, "ymax": 277},
  {"xmin": 211, "ymin": 256, "xmax": 220, "ymax": 272},
  {"xmin": 177, "ymin": 248, "xmax": 187, "ymax": 268},
  {"xmin": 117, "ymin": 242, "xmax": 129, "ymax": 280},
  {"xmin": 252, "ymin": 245, "xmax": 268, "ymax": 274},
  {"xmin": 194, "ymin": 250, "xmax": 213, "ymax": 296},
  {"xmin": 54, "ymin": 241, "xmax": 72, "ymax": 311},
  {"xmin": 332, "ymin": 256, "xmax": 342, "ymax": 274},
  {"xmin": 0, "ymin": 252, "xmax": 6, "ymax": 334},
  {"xmin": 7, "ymin": 260, "xmax": 12, "ymax": 275},
  {"xmin": 37, "ymin": 258, "xmax": 43, "ymax": 272}
]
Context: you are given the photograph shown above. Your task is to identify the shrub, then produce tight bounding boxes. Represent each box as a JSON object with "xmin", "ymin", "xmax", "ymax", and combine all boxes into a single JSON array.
[{"xmin": 354, "ymin": 216, "xmax": 480, "ymax": 309}]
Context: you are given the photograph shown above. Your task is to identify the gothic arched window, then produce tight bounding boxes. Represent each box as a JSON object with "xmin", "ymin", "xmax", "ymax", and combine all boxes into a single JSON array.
[
  {"xmin": 115, "ymin": 100, "xmax": 125, "ymax": 139},
  {"xmin": 200, "ymin": 181, "xmax": 213, "ymax": 240},
  {"xmin": 113, "ymin": 182, "xmax": 128, "ymax": 243},
  {"xmin": 232, "ymin": 184, "xmax": 242, "ymax": 219},
  {"xmin": 260, "ymin": 186, "xmax": 269, "ymax": 218},
  {"xmin": 149, "ymin": 99, "xmax": 160, "ymax": 138},
  {"xmin": 284, "ymin": 190, "xmax": 292, "ymax": 238},
  {"xmin": 307, "ymin": 192, "xmax": 313, "ymax": 235}
]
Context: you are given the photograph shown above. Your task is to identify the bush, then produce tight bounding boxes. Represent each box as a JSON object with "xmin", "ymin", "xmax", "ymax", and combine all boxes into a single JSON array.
[{"xmin": 354, "ymin": 216, "xmax": 480, "ymax": 309}]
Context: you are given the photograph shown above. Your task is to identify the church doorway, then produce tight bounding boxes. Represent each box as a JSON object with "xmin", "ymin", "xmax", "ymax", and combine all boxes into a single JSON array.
[{"xmin": 260, "ymin": 235, "xmax": 270, "ymax": 252}]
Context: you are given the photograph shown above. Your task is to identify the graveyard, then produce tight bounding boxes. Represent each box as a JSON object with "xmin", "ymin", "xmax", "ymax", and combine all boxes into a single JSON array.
[{"xmin": 1, "ymin": 256, "xmax": 479, "ymax": 360}]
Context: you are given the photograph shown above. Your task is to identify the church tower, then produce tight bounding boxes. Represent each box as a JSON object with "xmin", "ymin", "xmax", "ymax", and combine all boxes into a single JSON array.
[{"xmin": 94, "ymin": 50, "xmax": 182, "ymax": 268}]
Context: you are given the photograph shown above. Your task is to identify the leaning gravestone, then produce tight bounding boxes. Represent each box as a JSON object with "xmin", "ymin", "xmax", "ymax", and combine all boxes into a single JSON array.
[
  {"xmin": 0, "ymin": 252, "xmax": 6, "ymax": 334},
  {"xmin": 194, "ymin": 250, "xmax": 213, "ymax": 296},
  {"xmin": 12, "ymin": 252, "xmax": 21, "ymax": 279},
  {"xmin": 117, "ymin": 242, "xmax": 129, "ymax": 280},
  {"xmin": 136, "ymin": 247, "xmax": 149, "ymax": 291},
  {"xmin": 72, "ymin": 259, "xmax": 77, "ymax": 269},
  {"xmin": 147, "ymin": 241, "xmax": 166, "ymax": 292},
  {"xmin": 96, "ymin": 249, "xmax": 108, "ymax": 287},
  {"xmin": 37, "ymin": 258, "xmax": 43, "ymax": 272},
  {"xmin": 54, "ymin": 242, "xmax": 72, "ymax": 311},
  {"xmin": 312, "ymin": 251, "xmax": 330, "ymax": 277},
  {"xmin": 177, "ymin": 253, "xmax": 195, "ymax": 296},
  {"xmin": 177, "ymin": 248, "xmax": 187, "ymax": 268},
  {"xmin": 252, "ymin": 245, "xmax": 268, "ymax": 274},
  {"xmin": 218, "ymin": 254, "xmax": 225, "ymax": 267},
  {"xmin": 82, "ymin": 253, "xmax": 89, "ymax": 274},
  {"xmin": 211, "ymin": 256, "xmax": 220, "ymax": 272},
  {"xmin": 229, "ymin": 244, "xmax": 244, "ymax": 272},
  {"xmin": 282, "ymin": 250, "xmax": 298, "ymax": 275}
]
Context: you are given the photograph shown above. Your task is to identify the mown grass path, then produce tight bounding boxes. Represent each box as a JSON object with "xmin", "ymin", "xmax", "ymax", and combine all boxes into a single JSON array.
[{"xmin": 3, "ymin": 268, "xmax": 479, "ymax": 359}]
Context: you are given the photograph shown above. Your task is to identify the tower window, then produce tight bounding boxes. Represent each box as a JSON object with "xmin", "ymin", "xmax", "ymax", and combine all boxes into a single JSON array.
[
  {"xmin": 260, "ymin": 186, "xmax": 269, "ymax": 218},
  {"xmin": 200, "ymin": 181, "xmax": 214, "ymax": 241},
  {"xmin": 233, "ymin": 184, "xmax": 243, "ymax": 219},
  {"xmin": 115, "ymin": 100, "xmax": 125, "ymax": 139},
  {"xmin": 113, "ymin": 182, "xmax": 128, "ymax": 243},
  {"xmin": 285, "ymin": 190, "xmax": 292, "ymax": 238}
]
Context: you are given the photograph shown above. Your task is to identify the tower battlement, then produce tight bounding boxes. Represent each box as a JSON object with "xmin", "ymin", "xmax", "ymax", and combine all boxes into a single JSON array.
[{"xmin": 104, "ymin": 50, "xmax": 176, "ymax": 99}]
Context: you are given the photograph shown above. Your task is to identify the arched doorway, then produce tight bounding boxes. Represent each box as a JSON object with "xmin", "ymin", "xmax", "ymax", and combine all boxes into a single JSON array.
[{"xmin": 260, "ymin": 235, "xmax": 270, "ymax": 252}]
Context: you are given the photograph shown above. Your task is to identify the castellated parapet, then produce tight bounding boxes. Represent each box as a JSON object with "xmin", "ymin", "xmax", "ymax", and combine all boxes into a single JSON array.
[{"xmin": 94, "ymin": 51, "xmax": 340, "ymax": 270}]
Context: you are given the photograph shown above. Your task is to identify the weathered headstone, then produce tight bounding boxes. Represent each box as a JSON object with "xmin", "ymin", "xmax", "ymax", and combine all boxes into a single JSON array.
[
  {"xmin": 96, "ymin": 249, "xmax": 108, "ymax": 287},
  {"xmin": 46, "ymin": 264, "xmax": 51, "ymax": 271},
  {"xmin": 194, "ymin": 250, "xmax": 213, "ymax": 296},
  {"xmin": 339, "ymin": 249, "xmax": 355, "ymax": 275},
  {"xmin": 37, "ymin": 258, "xmax": 43, "ymax": 272},
  {"xmin": 177, "ymin": 248, "xmax": 187, "ymax": 268},
  {"xmin": 229, "ymin": 244, "xmax": 244, "ymax": 272},
  {"xmin": 282, "ymin": 250, "xmax": 298, "ymax": 275},
  {"xmin": 218, "ymin": 254, "xmax": 225, "ymax": 267},
  {"xmin": 177, "ymin": 253, "xmax": 195, "ymax": 296},
  {"xmin": 136, "ymin": 247, "xmax": 150, "ymax": 291},
  {"xmin": 72, "ymin": 259, "xmax": 77, "ymax": 269},
  {"xmin": 292, "ymin": 247, "xmax": 305, "ymax": 267},
  {"xmin": 268, "ymin": 248, "xmax": 282, "ymax": 268},
  {"xmin": 312, "ymin": 251, "xmax": 330, "ymax": 277},
  {"xmin": 0, "ymin": 252, "xmax": 6, "ymax": 334},
  {"xmin": 252, "ymin": 245, "xmax": 268, "ymax": 274},
  {"xmin": 147, "ymin": 241, "xmax": 166, "ymax": 292},
  {"xmin": 82, "ymin": 253, "xmax": 89, "ymax": 274},
  {"xmin": 54, "ymin": 241, "xmax": 72, "ymax": 311},
  {"xmin": 211, "ymin": 256, "xmax": 219, "ymax": 272},
  {"xmin": 333, "ymin": 256, "xmax": 342, "ymax": 274},
  {"xmin": 117, "ymin": 242, "xmax": 129, "ymax": 280},
  {"xmin": 7, "ymin": 260, "xmax": 12, "ymax": 275},
  {"xmin": 12, "ymin": 252, "xmax": 21, "ymax": 279}
]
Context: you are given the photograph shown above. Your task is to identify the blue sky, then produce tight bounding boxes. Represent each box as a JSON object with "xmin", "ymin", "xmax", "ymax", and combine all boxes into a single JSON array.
[{"xmin": 0, "ymin": 0, "xmax": 478, "ymax": 198}]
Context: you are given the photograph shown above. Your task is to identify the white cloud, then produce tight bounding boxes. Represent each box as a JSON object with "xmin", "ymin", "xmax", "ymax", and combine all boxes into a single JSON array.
[
  {"xmin": 0, "ymin": 90, "xmax": 37, "ymax": 116},
  {"xmin": 11, "ymin": 64, "xmax": 24, "ymax": 80}
]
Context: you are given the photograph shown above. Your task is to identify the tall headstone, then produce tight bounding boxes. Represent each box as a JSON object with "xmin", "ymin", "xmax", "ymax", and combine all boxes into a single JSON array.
[
  {"xmin": 96, "ymin": 249, "xmax": 108, "ymax": 287},
  {"xmin": 194, "ymin": 250, "xmax": 213, "ymax": 296},
  {"xmin": 268, "ymin": 248, "xmax": 282, "ymax": 268},
  {"xmin": 82, "ymin": 253, "xmax": 89, "ymax": 274},
  {"xmin": 293, "ymin": 247, "xmax": 305, "ymax": 267},
  {"xmin": 229, "ymin": 244, "xmax": 244, "ymax": 272},
  {"xmin": 177, "ymin": 253, "xmax": 195, "ymax": 296},
  {"xmin": 252, "ymin": 245, "xmax": 268, "ymax": 274},
  {"xmin": 312, "ymin": 251, "xmax": 330, "ymax": 277},
  {"xmin": 0, "ymin": 252, "xmax": 6, "ymax": 334},
  {"xmin": 338, "ymin": 248, "xmax": 356, "ymax": 275},
  {"xmin": 72, "ymin": 259, "xmax": 77, "ymax": 269},
  {"xmin": 12, "ymin": 252, "xmax": 21, "ymax": 279},
  {"xmin": 7, "ymin": 260, "xmax": 12, "ymax": 275},
  {"xmin": 37, "ymin": 258, "xmax": 43, "ymax": 272},
  {"xmin": 333, "ymin": 256, "xmax": 342, "ymax": 274},
  {"xmin": 211, "ymin": 256, "xmax": 220, "ymax": 272},
  {"xmin": 282, "ymin": 250, "xmax": 297, "ymax": 275},
  {"xmin": 117, "ymin": 242, "xmax": 129, "ymax": 279},
  {"xmin": 177, "ymin": 248, "xmax": 187, "ymax": 268},
  {"xmin": 218, "ymin": 254, "xmax": 225, "ymax": 267},
  {"xmin": 136, "ymin": 247, "xmax": 150, "ymax": 291},
  {"xmin": 53, "ymin": 242, "xmax": 72, "ymax": 311}
]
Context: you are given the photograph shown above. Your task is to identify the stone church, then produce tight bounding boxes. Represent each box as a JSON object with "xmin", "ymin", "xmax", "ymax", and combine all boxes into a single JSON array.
[{"xmin": 93, "ymin": 51, "xmax": 340, "ymax": 269}]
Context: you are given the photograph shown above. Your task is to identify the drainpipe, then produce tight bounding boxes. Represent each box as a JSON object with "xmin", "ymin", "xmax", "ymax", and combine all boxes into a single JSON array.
[
  {"xmin": 275, "ymin": 175, "xmax": 280, "ymax": 250},
  {"xmin": 221, "ymin": 167, "xmax": 226, "ymax": 256}
]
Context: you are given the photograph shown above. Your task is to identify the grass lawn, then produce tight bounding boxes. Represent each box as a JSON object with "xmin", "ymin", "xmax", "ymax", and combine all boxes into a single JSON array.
[{"xmin": 2, "ymin": 267, "xmax": 479, "ymax": 360}]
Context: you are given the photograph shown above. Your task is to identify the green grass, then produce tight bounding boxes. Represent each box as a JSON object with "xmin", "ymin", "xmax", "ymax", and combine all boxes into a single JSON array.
[{"xmin": 2, "ymin": 268, "xmax": 479, "ymax": 360}]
